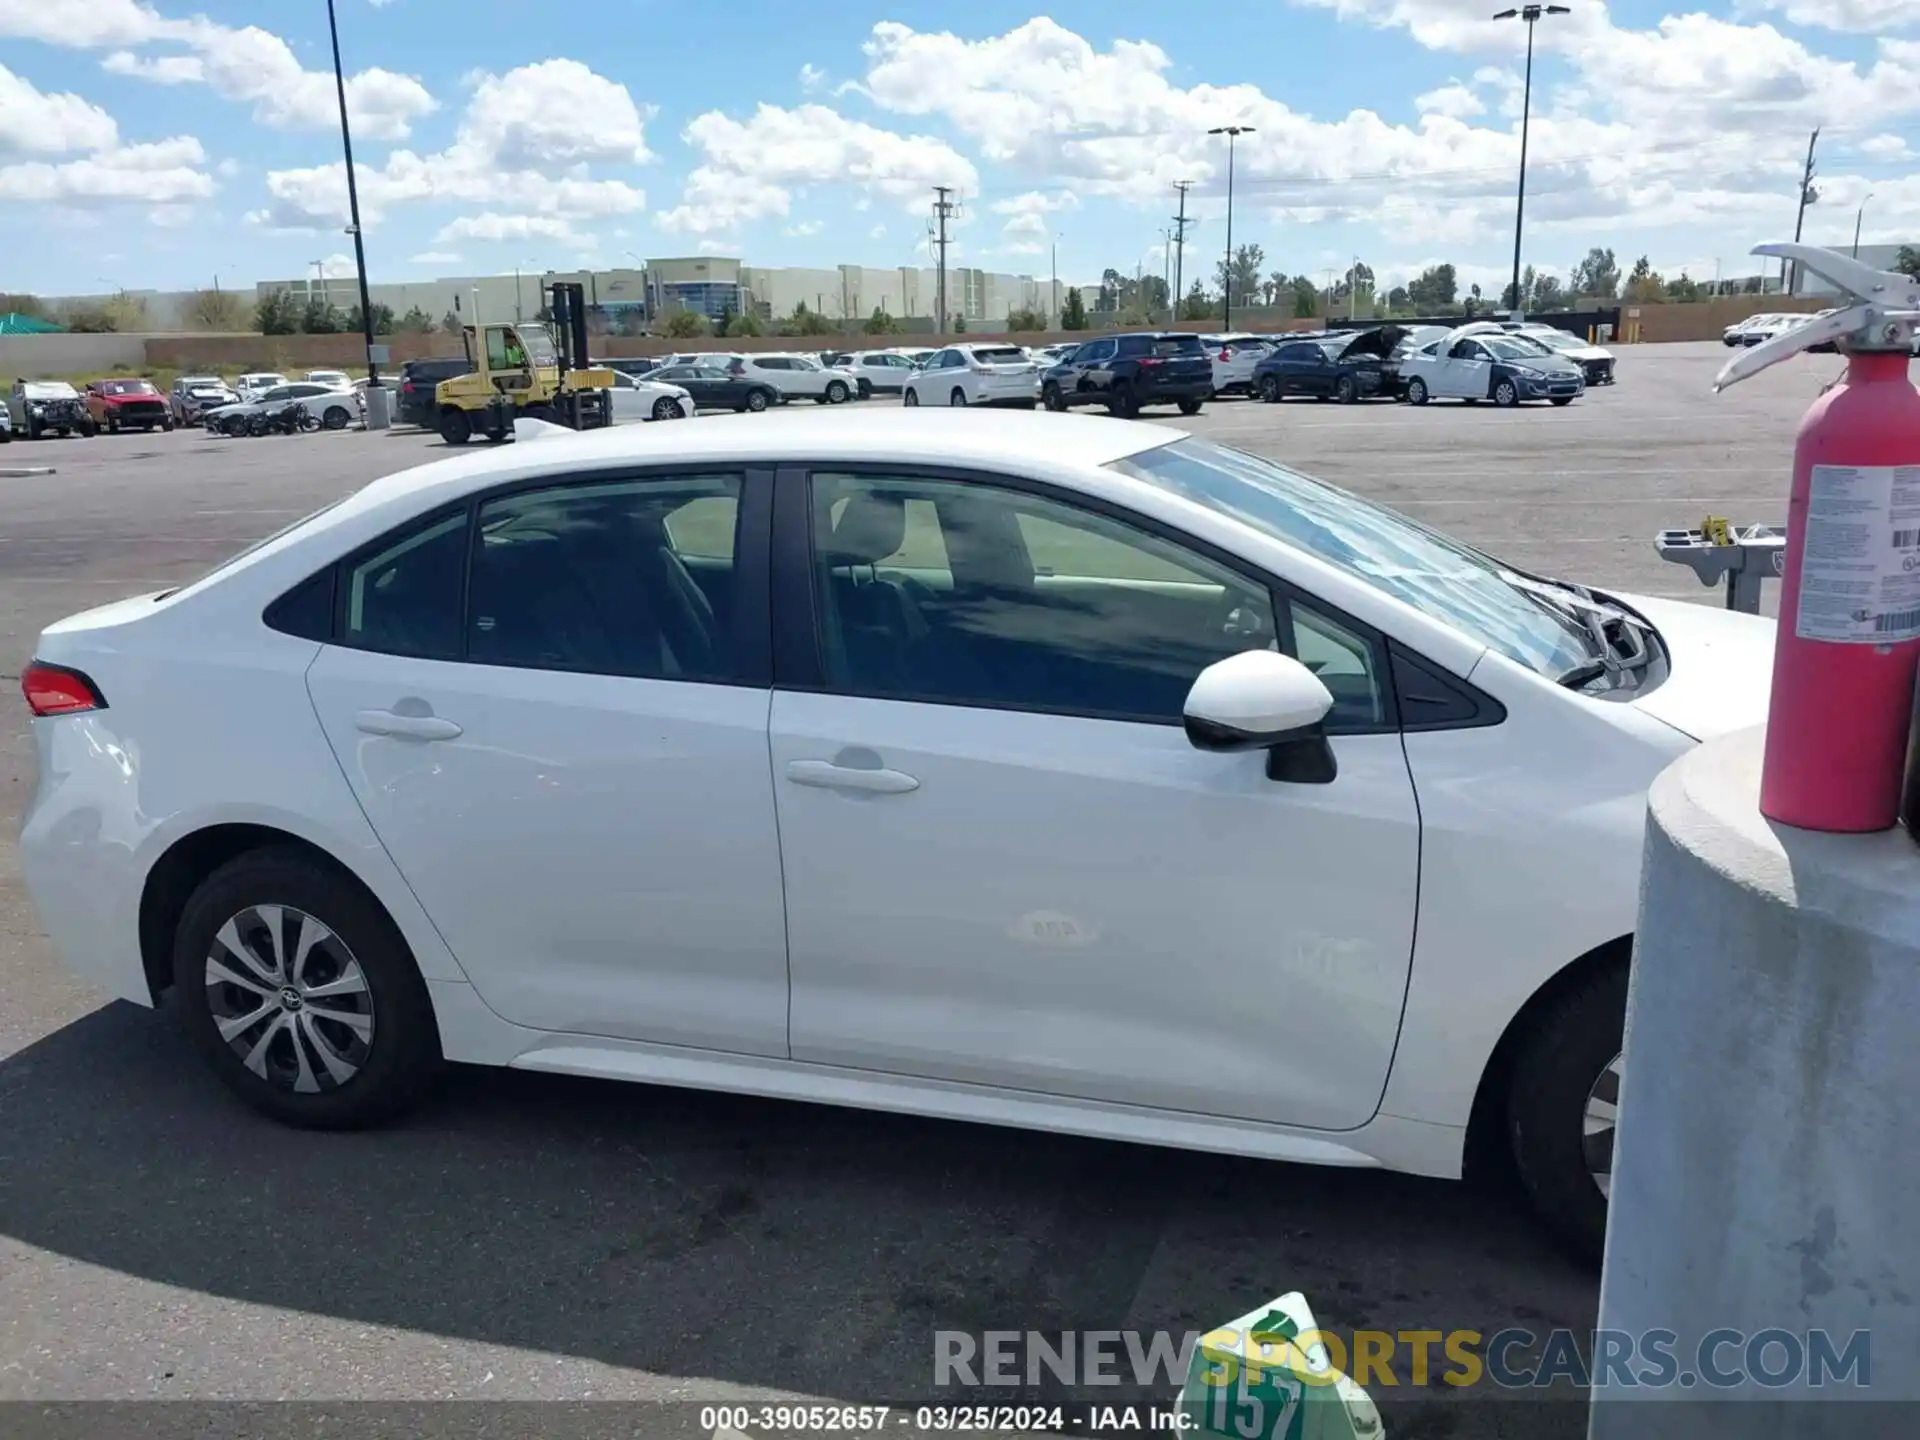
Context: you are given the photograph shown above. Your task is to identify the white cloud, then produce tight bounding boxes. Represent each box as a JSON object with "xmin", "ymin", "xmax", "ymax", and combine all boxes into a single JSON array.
[
  {"xmin": 990, "ymin": 190, "xmax": 1081, "ymax": 216},
  {"xmin": 657, "ymin": 101, "xmax": 978, "ymax": 234},
  {"xmin": 697, "ymin": 237, "xmax": 744, "ymax": 254},
  {"xmin": 436, "ymin": 213, "xmax": 587, "ymax": 246},
  {"xmin": 0, "ymin": 135, "xmax": 213, "ymax": 205},
  {"xmin": 1750, "ymin": 0, "xmax": 1918, "ymax": 33},
  {"xmin": 0, "ymin": 1, "xmax": 437, "ymax": 140},
  {"xmin": 256, "ymin": 59, "xmax": 650, "ymax": 232},
  {"xmin": 146, "ymin": 202, "xmax": 193, "ymax": 227},
  {"xmin": 410, "ymin": 250, "xmax": 462, "ymax": 265},
  {"xmin": 1859, "ymin": 132, "xmax": 1911, "ymax": 160},
  {"xmin": 0, "ymin": 63, "xmax": 120, "ymax": 153},
  {"xmin": 1414, "ymin": 82, "xmax": 1484, "ymax": 120},
  {"xmin": 799, "ymin": 63, "xmax": 827, "ymax": 92},
  {"xmin": 870, "ymin": 222, "xmax": 887, "ymax": 238},
  {"xmin": 784, "ymin": 220, "xmax": 823, "ymax": 236}
]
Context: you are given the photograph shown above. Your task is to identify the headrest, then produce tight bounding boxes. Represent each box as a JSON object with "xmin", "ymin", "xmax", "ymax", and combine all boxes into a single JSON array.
[{"xmin": 828, "ymin": 493, "xmax": 906, "ymax": 564}]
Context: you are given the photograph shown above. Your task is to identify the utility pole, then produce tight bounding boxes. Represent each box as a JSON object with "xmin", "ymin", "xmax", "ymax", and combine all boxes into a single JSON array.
[
  {"xmin": 1173, "ymin": 180, "xmax": 1193, "ymax": 318},
  {"xmin": 932, "ymin": 185, "xmax": 957, "ymax": 336},
  {"xmin": 1786, "ymin": 128, "xmax": 1820, "ymax": 294},
  {"xmin": 1051, "ymin": 241, "xmax": 1059, "ymax": 328},
  {"xmin": 325, "ymin": 0, "xmax": 379, "ymax": 391},
  {"xmin": 1493, "ymin": 4, "xmax": 1569, "ymax": 318},
  {"xmin": 1206, "ymin": 129, "xmax": 1254, "ymax": 329}
]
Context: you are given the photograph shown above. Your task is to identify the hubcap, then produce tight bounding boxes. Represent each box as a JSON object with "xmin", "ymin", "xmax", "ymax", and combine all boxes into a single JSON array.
[
  {"xmin": 1584, "ymin": 1053, "xmax": 1622, "ymax": 1198},
  {"xmin": 205, "ymin": 904, "xmax": 375, "ymax": 1094}
]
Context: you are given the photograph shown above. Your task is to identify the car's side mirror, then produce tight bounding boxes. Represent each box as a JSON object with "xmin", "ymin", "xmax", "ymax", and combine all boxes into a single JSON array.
[{"xmin": 1183, "ymin": 650, "xmax": 1338, "ymax": 784}]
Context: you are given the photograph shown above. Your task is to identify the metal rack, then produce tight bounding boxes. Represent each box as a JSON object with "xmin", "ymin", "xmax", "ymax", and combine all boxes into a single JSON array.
[{"xmin": 1654, "ymin": 521, "xmax": 1786, "ymax": 615}]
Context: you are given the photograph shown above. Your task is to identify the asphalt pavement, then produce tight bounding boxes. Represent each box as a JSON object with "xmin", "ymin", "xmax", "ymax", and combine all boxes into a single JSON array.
[{"xmin": 0, "ymin": 341, "xmax": 1820, "ymax": 1430}]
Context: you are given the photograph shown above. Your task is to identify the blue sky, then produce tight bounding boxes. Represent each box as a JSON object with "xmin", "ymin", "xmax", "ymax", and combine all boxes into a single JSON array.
[{"xmin": 3, "ymin": 0, "xmax": 1917, "ymax": 299}]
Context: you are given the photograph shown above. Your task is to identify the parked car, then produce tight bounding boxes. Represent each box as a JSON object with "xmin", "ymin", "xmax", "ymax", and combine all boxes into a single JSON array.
[
  {"xmin": 16, "ymin": 408, "xmax": 1772, "ymax": 1264},
  {"xmin": 6, "ymin": 379, "xmax": 93, "ymax": 438},
  {"xmin": 1199, "ymin": 333, "xmax": 1277, "ymax": 396},
  {"xmin": 396, "ymin": 359, "xmax": 471, "ymax": 428},
  {"xmin": 84, "ymin": 378, "xmax": 174, "ymax": 433},
  {"xmin": 1399, "ymin": 322, "xmax": 1585, "ymax": 407},
  {"xmin": 170, "ymin": 375, "xmax": 240, "ymax": 426},
  {"xmin": 604, "ymin": 356, "xmax": 663, "ymax": 376},
  {"xmin": 0, "ymin": 401, "xmax": 11, "ymax": 442},
  {"xmin": 306, "ymin": 370, "xmax": 352, "ymax": 390},
  {"xmin": 1500, "ymin": 324, "xmax": 1617, "ymax": 386},
  {"xmin": 842, "ymin": 351, "xmax": 919, "ymax": 395},
  {"xmin": 899, "ymin": 349, "xmax": 939, "ymax": 369},
  {"xmin": 605, "ymin": 369, "xmax": 695, "ymax": 421},
  {"xmin": 1721, "ymin": 313, "xmax": 1808, "ymax": 347},
  {"xmin": 648, "ymin": 360, "xmax": 783, "ymax": 413},
  {"xmin": 737, "ymin": 354, "xmax": 858, "ymax": 405},
  {"xmin": 902, "ymin": 343, "xmax": 1041, "ymax": 408},
  {"xmin": 1040, "ymin": 332, "xmax": 1212, "ymax": 416},
  {"xmin": 1253, "ymin": 327, "xmax": 1408, "ymax": 404},
  {"xmin": 234, "ymin": 372, "xmax": 289, "ymax": 402},
  {"xmin": 208, "ymin": 382, "xmax": 359, "ymax": 436}
]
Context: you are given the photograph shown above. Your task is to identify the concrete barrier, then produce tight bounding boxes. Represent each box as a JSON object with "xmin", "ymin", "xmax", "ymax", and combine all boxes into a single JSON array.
[{"xmin": 1590, "ymin": 725, "xmax": 1920, "ymax": 1435}]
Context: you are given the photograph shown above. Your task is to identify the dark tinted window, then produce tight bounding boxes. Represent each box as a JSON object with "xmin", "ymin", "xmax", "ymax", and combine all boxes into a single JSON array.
[
  {"xmin": 808, "ymin": 472, "xmax": 1276, "ymax": 723},
  {"xmin": 467, "ymin": 474, "xmax": 743, "ymax": 681},
  {"xmin": 342, "ymin": 511, "xmax": 469, "ymax": 660},
  {"xmin": 1152, "ymin": 335, "xmax": 1206, "ymax": 357},
  {"xmin": 1278, "ymin": 343, "xmax": 1323, "ymax": 362}
]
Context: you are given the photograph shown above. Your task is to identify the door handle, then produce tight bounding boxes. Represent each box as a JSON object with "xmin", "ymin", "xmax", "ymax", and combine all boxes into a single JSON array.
[
  {"xmin": 785, "ymin": 759, "xmax": 919, "ymax": 794},
  {"xmin": 354, "ymin": 709, "xmax": 463, "ymax": 741}
]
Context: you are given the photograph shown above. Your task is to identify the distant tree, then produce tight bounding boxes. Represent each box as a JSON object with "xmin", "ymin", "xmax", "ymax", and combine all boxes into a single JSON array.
[
  {"xmin": 1624, "ymin": 255, "xmax": 1667, "ymax": 304},
  {"xmin": 779, "ymin": 301, "xmax": 837, "ymax": 337},
  {"xmin": 440, "ymin": 309, "xmax": 463, "ymax": 335},
  {"xmin": 953, "ymin": 314, "xmax": 967, "ymax": 332},
  {"xmin": 1005, "ymin": 306, "xmax": 1047, "ymax": 332},
  {"xmin": 665, "ymin": 308, "xmax": 711, "ymax": 338},
  {"xmin": 299, "ymin": 297, "xmax": 341, "ymax": 333},
  {"xmin": 0, "ymin": 293, "xmax": 49, "ymax": 319},
  {"xmin": 1570, "ymin": 247, "xmax": 1620, "ymax": 301},
  {"xmin": 1385, "ymin": 285, "xmax": 1411, "ymax": 313},
  {"xmin": 1406, "ymin": 263, "xmax": 1458, "ymax": 311},
  {"xmin": 60, "ymin": 303, "xmax": 118, "ymax": 333},
  {"xmin": 185, "ymin": 288, "xmax": 246, "ymax": 331},
  {"xmin": 1896, "ymin": 246, "xmax": 1920, "ymax": 280},
  {"xmin": 1290, "ymin": 275, "xmax": 1319, "ymax": 319},
  {"xmin": 346, "ymin": 303, "xmax": 396, "ymax": 335},
  {"xmin": 1180, "ymin": 279, "xmax": 1212, "ymax": 320},
  {"xmin": 256, "ymin": 290, "xmax": 300, "ymax": 335},
  {"xmin": 1665, "ymin": 271, "xmax": 1701, "ymax": 303},
  {"xmin": 100, "ymin": 293, "xmax": 149, "ymax": 331},
  {"xmin": 1530, "ymin": 273, "xmax": 1565, "ymax": 309},
  {"xmin": 724, "ymin": 309, "xmax": 762, "ymax": 337},
  {"xmin": 1213, "ymin": 243, "xmax": 1266, "ymax": 312},
  {"xmin": 1061, "ymin": 288, "xmax": 1088, "ymax": 330},
  {"xmin": 394, "ymin": 306, "xmax": 436, "ymax": 335},
  {"xmin": 615, "ymin": 308, "xmax": 649, "ymax": 337},
  {"xmin": 862, "ymin": 306, "xmax": 899, "ymax": 335}
]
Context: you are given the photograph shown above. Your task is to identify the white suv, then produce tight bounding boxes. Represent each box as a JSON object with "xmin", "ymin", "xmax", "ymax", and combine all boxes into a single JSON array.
[
  {"xmin": 901, "ymin": 344, "xmax": 1041, "ymax": 407},
  {"xmin": 1200, "ymin": 333, "xmax": 1276, "ymax": 396},
  {"xmin": 738, "ymin": 354, "xmax": 858, "ymax": 404}
]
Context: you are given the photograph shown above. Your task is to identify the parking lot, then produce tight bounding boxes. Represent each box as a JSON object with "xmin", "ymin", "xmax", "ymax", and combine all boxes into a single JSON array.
[{"xmin": 0, "ymin": 340, "xmax": 1818, "ymax": 1428}]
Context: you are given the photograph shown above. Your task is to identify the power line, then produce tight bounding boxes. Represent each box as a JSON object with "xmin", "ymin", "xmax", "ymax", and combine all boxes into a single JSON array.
[{"xmin": 1172, "ymin": 180, "xmax": 1193, "ymax": 313}]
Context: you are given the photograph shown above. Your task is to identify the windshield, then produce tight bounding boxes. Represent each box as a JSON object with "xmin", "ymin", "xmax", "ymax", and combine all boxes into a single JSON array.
[
  {"xmin": 101, "ymin": 380, "xmax": 156, "ymax": 395},
  {"xmin": 972, "ymin": 347, "xmax": 1026, "ymax": 362},
  {"xmin": 1529, "ymin": 330, "xmax": 1582, "ymax": 351},
  {"xmin": 1108, "ymin": 437, "xmax": 1595, "ymax": 678},
  {"xmin": 515, "ymin": 325, "xmax": 558, "ymax": 366},
  {"xmin": 1484, "ymin": 336, "xmax": 1552, "ymax": 360},
  {"xmin": 23, "ymin": 382, "xmax": 78, "ymax": 400}
]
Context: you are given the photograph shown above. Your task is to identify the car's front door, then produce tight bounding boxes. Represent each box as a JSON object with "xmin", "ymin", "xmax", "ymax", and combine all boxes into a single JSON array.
[
  {"xmin": 1077, "ymin": 339, "xmax": 1119, "ymax": 396},
  {"xmin": 304, "ymin": 466, "xmax": 790, "ymax": 1055},
  {"xmin": 766, "ymin": 467, "xmax": 1421, "ymax": 1131},
  {"xmin": 1440, "ymin": 339, "xmax": 1492, "ymax": 398}
]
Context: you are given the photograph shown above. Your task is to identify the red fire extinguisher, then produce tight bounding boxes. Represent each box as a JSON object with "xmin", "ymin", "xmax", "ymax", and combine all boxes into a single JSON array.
[{"xmin": 1715, "ymin": 244, "xmax": 1920, "ymax": 832}]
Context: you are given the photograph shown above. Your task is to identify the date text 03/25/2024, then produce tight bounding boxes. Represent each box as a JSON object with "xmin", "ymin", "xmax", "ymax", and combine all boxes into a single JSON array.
[{"xmin": 701, "ymin": 1405, "xmax": 1199, "ymax": 1433}]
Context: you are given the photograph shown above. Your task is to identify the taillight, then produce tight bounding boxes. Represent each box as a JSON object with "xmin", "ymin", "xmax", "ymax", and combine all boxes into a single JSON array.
[
  {"xmin": 1138, "ymin": 356, "xmax": 1163, "ymax": 367},
  {"xmin": 1219, "ymin": 348, "xmax": 1231, "ymax": 361},
  {"xmin": 21, "ymin": 661, "xmax": 106, "ymax": 717}
]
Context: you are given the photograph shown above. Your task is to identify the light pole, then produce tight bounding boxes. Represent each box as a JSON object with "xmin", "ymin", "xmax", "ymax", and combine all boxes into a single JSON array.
[
  {"xmin": 1493, "ymin": 4, "xmax": 1569, "ymax": 317},
  {"xmin": 1854, "ymin": 193, "xmax": 1874, "ymax": 258},
  {"xmin": 325, "ymin": 0, "xmax": 379, "ymax": 389},
  {"xmin": 1051, "ymin": 232, "xmax": 1062, "ymax": 329},
  {"xmin": 1208, "ymin": 124, "xmax": 1255, "ymax": 329}
]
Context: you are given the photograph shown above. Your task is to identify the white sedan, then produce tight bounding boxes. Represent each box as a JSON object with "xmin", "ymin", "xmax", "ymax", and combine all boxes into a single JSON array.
[
  {"xmin": 17, "ymin": 410, "xmax": 1770, "ymax": 1263},
  {"xmin": 606, "ymin": 368, "xmax": 696, "ymax": 421},
  {"xmin": 902, "ymin": 343, "xmax": 1041, "ymax": 407}
]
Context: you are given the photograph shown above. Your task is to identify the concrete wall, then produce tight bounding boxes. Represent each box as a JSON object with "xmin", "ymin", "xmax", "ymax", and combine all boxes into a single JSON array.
[{"xmin": 1, "ymin": 331, "xmax": 157, "ymax": 376}]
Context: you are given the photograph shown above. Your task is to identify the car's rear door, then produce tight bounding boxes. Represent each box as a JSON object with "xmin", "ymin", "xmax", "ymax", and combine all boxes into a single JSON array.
[
  {"xmin": 304, "ymin": 466, "xmax": 790, "ymax": 1055},
  {"xmin": 765, "ymin": 464, "xmax": 1420, "ymax": 1130}
]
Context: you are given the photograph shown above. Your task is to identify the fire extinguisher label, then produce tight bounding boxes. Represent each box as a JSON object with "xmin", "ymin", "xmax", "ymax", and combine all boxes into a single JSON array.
[{"xmin": 1796, "ymin": 464, "xmax": 1920, "ymax": 644}]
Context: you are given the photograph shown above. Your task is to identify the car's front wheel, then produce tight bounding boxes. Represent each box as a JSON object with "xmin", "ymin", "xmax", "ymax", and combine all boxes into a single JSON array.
[
  {"xmin": 652, "ymin": 396, "xmax": 681, "ymax": 421},
  {"xmin": 173, "ymin": 847, "xmax": 442, "ymax": 1129},
  {"xmin": 825, "ymin": 380, "xmax": 850, "ymax": 404},
  {"xmin": 903, "ymin": 387, "xmax": 920, "ymax": 407},
  {"xmin": 744, "ymin": 388, "xmax": 771, "ymax": 413},
  {"xmin": 1335, "ymin": 375, "xmax": 1359, "ymax": 404},
  {"xmin": 1042, "ymin": 384, "xmax": 1065, "ymax": 411},
  {"xmin": 1493, "ymin": 379, "xmax": 1520, "ymax": 407},
  {"xmin": 1507, "ymin": 959, "xmax": 1626, "ymax": 1267}
]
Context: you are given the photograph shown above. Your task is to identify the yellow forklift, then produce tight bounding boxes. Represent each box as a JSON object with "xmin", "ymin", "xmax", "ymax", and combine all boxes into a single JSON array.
[{"xmin": 433, "ymin": 281, "xmax": 617, "ymax": 444}]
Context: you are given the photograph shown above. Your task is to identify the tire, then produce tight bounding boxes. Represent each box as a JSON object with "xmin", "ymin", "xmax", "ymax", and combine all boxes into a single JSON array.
[
  {"xmin": 173, "ymin": 846, "xmax": 442, "ymax": 1129},
  {"xmin": 107, "ymin": 415, "xmax": 120, "ymax": 434},
  {"xmin": 1335, "ymin": 375, "xmax": 1358, "ymax": 405},
  {"xmin": 438, "ymin": 408, "xmax": 472, "ymax": 445},
  {"xmin": 223, "ymin": 416, "xmax": 248, "ymax": 438},
  {"xmin": 949, "ymin": 387, "xmax": 968, "ymax": 407},
  {"xmin": 825, "ymin": 380, "xmax": 850, "ymax": 404},
  {"xmin": 1042, "ymin": 384, "xmax": 1065, "ymax": 412},
  {"xmin": 162, "ymin": 418, "xmax": 175, "ymax": 432},
  {"xmin": 56, "ymin": 428, "xmax": 70, "ymax": 438},
  {"xmin": 1507, "ymin": 959, "xmax": 1626, "ymax": 1268},
  {"xmin": 903, "ymin": 387, "xmax": 920, "ymax": 407},
  {"xmin": 24, "ymin": 420, "xmax": 38, "ymax": 441},
  {"xmin": 1406, "ymin": 377, "xmax": 1430, "ymax": 406},
  {"xmin": 1493, "ymin": 379, "xmax": 1519, "ymax": 408},
  {"xmin": 745, "ymin": 388, "xmax": 771, "ymax": 413},
  {"xmin": 652, "ymin": 396, "xmax": 680, "ymax": 421},
  {"xmin": 1177, "ymin": 398, "xmax": 1203, "ymax": 415},
  {"xmin": 1551, "ymin": 396, "xmax": 1575, "ymax": 407},
  {"xmin": 1259, "ymin": 375, "xmax": 1282, "ymax": 403},
  {"xmin": 322, "ymin": 406, "xmax": 350, "ymax": 430},
  {"xmin": 247, "ymin": 414, "xmax": 271, "ymax": 438},
  {"xmin": 1108, "ymin": 382, "xmax": 1139, "ymax": 418}
]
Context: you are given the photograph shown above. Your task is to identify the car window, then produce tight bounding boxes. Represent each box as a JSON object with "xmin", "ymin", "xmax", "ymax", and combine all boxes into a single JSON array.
[
  {"xmin": 807, "ymin": 472, "xmax": 1278, "ymax": 724},
  {"xmin": 1152, "ymin": 336, "xmax": 1205, "ymax": 357},
  {"xmin": 1277, "ymin": 343, "xmax": 1320, "ymax": 362},
  {"xmin": 264, "ymin": 387, "xmax": 293, "ymax": 401},
  {"xmin": 1449, "ymin": 340, "xmax": 1479, "ymax": 359},
  {"xmin": 1087, "ymin": 340, "xmax": 1117, "ymax": 361},
  {"xmin": 971, "ymin": 347, "xmax": 1025, "ymax": 363},
  {"xmin": 1292, "ymin": 601, "xmax": 1385, "ymax": 728},
  {"xmin": 341, "ymin": 511, "xmax": 469, "ymax": 661},
  {"xmin": 466, "ymin": 475, "xmax": 743, "ymax": 681}
]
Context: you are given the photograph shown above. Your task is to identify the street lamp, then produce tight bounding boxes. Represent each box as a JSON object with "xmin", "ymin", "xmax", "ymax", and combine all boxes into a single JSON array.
[
  {"xmin": 1207, "ymin": 125, "xmax": 1255, "ymax": 329},
  {"xmin": 1854, "ymin": 193, "xmax": 1874, "ymax": 259},
  {"xmin": 325, "ymin": 0, "xmax": 379, "ymax": 389},
  {"xmin": 1493, "ymin": 4, "xmax": 1569, "ymax": 317}
]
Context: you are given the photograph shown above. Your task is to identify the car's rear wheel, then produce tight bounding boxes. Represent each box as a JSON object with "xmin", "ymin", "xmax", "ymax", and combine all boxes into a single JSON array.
[
  {"xmin": 949, "ymin": 387, "xmax": 968, "ymax": 407},
  {"xmin": 1406, "ymin": 377, "xmax": 1430, "ymax": 406},
  {"xmin": 1177, "ymin": 397, "xmax": 1203, "ymax": 415},
  {"xmin": 825, "ymin": 380, "xmax": 850, "ymax": 404},
  {"xmin": 1507, "ymin": 959, "xmax": 1626, "ymax": 1267},
  {"xmin": 1259, "ymin": 375, "xmax": 1282, "ymax": 403},
  {"xmin": 1493, "ymin": 379, "xmax": 1520, "ymax": 407},
  {"xmin": 1108, "ymin": 382, "xmax": 1139, "ymax": 418},
  {"xmin": 1042, "ymin": 384, "xmax": 1064, "ymax": 411},
  {"xmin": 173, "ymin": 847, "xmax": 442, "ymax": 1129},
  {"xmin": 322, "ymin": 406, "xmax": 351, "ymax": 430}
]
